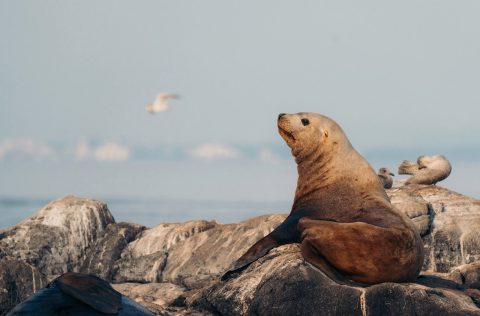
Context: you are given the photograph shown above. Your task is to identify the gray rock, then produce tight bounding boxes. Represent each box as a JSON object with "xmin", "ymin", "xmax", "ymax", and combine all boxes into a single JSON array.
[
  {"xmin": 389, "ymin": 190, "xmax": 432, "ymax": 236},
  {"xmin": 6, "ymin": 185, "xmax": 480, "ymax": 315},
  {"xmin": 0, "ymin": 256, "xmax": 47, "ymax": 315},
  {"xmin": 113, "ymin": 220, "xmax": 219, "ymax": 283},
  {"xmin": 0, "ymin": 196, "xmax": 114, "ymax": 275},
  {"xmin": 113, "ymin": 215, "xmax": 285, "ymax": 287},
  {"xmin": 113, "ymin": 282, "xmax": 187, "ymax": 314},
  {"xmin": 161, "ymin": 215, "xmax": 286, "ymax": 288},
  {"xmin": 80, "ymin": 222, "xmax": 145, "ymax": 281},
  {"xmin": 396, "ymin": 185, "xmax": 480, "ymax": 272}
]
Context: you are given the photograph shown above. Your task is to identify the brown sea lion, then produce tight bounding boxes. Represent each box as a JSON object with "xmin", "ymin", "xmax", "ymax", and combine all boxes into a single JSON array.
[
  {"xmin": 398, "ymin": 155, "xmax": 452, "ymax": 185},
  {"xmin": 378, "ymin": 167, "xmax": 395, "ymax": 189},
  {"xmin": 222, "ymin": 112, "xmax": 424, "ymax": 285}
]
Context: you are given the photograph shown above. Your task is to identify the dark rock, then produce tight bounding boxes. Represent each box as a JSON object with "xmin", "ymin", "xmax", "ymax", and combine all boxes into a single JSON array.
[
  {"xmin": 0, "ymin": 257, "xmax": 47, "ymax": 315},
  {"xmin": 80, "ymin": 222, "xmax": 145, "ymax": 281},
  {"xmin": 189, "ymin": 245, "xmax": 480, "ymax": 316},
  {"xmin": 7, "ymin": 273, "xmax": 154, "ymax": 316},
  {"xmin": 364, "ymin": 282, "xmax": 480, "ymax": 316}
]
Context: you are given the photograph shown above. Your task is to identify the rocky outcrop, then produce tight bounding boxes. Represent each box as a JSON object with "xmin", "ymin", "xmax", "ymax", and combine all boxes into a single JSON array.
[
  {"xmin": 392, "ymin": 185, "xmax": 480, "ymax": 272},
  {"xmin": 113, "ymin": 220, "xmax": 219, "ymax": 284},
  {"xmin": 80, "ymin": 222, "xmax": 146, "ymax": 280},
  {"xmin": 112, "ymin": 282, "xmax": 187, "ymax": 315},
  {"xmin": 188, "ymin": 245, "xmax": 480, "ymax": 316},
  {"xmin": 2, "ymin": 186, "xmax": 480, "ymax": 315},
  {"xmin": 0, "ymin": 196, "xmax": 114, "ymax": 276},
  {"xmin": 0, "ymin": 256, "xmax": 47, "ymax": 315},
  {"xmin": 160, "ymin": 215, "xmax": 285, "ymax": 288}
]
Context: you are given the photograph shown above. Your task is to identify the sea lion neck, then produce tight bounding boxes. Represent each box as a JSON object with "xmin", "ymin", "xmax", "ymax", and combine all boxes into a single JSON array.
[{"xmin": 292, "ymin": 141, "xmax": 350, "ymax": 210}]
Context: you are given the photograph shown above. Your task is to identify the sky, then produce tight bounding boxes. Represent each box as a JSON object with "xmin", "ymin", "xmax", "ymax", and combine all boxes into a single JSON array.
[{"xmin": 1, "ymin": 1, "xmax": 479, "ymax": 220}]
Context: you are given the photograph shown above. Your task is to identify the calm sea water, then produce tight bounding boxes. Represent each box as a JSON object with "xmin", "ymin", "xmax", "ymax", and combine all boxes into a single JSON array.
[{"xmin": 0, "ymin": 197, "xmax": 290, "ymax": 230}]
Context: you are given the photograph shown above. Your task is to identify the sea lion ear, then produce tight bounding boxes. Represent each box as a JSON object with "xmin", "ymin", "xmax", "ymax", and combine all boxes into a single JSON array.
[{"xmin": 323, "ymin": 129, "xmax": 329, "ymax": 138}]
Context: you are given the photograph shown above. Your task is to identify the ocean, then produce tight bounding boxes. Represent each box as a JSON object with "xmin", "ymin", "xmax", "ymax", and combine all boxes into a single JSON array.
[{"xmin": 0, "ymin": 197, "xmax": 290, "ymax": 230}]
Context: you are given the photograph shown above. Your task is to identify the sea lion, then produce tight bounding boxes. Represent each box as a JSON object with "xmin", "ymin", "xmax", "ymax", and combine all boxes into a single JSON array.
[
  {"xmin": 222, "ymin": 112, "xmax": 424, "ymax": 285},
  {"xmin": 7, "ymin": 272, "xmax": 154, "ymax": 316},
  {"xmin": 378, "ymin": 167, "xmax": 395, "ymax": 189},
  {"xmin": 398, "ymin": 155, "xmax": 452, "ymax": 185}
]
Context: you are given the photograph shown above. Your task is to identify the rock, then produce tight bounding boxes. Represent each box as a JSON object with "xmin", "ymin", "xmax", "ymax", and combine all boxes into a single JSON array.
[
  {"xmin": 0, "ymin": 196, "xmax": 114, "ymax": 276},
  {"xmin": 161, "ymin": 215, "xmax": 286, "ymax": 288},
  {"xmin": 0, "ymin": 256, "xmax": 47, "ymax": 315},
  {"xmin": 189, "ymin": 245, "xmax": 480, "ymax": 316},
  {"xmin": 364, "ymin": 282, "xmax": 480, "ymax": 316},
  {"xmin": 113, "ymin": 282, "xmax": 186, "ymax": 314},
  {"xmin": 113, "ymin": 220, "xmax": 219, "ymax": 283},
  {"xmin": 5, "ymin": 186, "xmax": 480, "ymax": 315},
  {"xmin": 80, "ymin": 222, "xmax": 145, "ymax": 281},
  {"xmin": 113, "ymin": 215, "xmax": 285, "ymax": 287},
  {"xmin": 7, "ymin": 273, "xmax": 155, "ymax": 316},
  {"xmin": 389, "ymin": 190, "xmax": 432, "ymax": 236},
  {"xmin": 449, "ymin": 263, "xmax": 480, "ymax": 289},
  {"xmin": 394, "ymin": 185, "xmax": 480, "ymax": 272}
]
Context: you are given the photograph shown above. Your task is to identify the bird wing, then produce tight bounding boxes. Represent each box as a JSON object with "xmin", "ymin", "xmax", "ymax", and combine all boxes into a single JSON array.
[{"xmin": 157, "ymin": 93, "xmax": 180, "ymax": 100}]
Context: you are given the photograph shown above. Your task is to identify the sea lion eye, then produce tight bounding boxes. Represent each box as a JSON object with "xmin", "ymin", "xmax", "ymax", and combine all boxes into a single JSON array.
[{"xmin": 301, "ymin": 118, "xmax": 310, "ymax": 126}]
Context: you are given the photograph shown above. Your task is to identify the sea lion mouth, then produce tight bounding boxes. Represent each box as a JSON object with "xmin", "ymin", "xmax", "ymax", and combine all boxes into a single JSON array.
[{"xmin": 278, "ymin": 126, "xmax": 295, "ymax": 142}]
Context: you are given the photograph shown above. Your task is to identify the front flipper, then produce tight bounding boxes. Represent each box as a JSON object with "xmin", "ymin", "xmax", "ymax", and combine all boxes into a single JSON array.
[
  {"xmin": 222, "ymin": 214, "xmax": 303, "ymax": 280},
  {"xmin": 222, "ymin": 234, "xmax": 279, "ymax": 280}
]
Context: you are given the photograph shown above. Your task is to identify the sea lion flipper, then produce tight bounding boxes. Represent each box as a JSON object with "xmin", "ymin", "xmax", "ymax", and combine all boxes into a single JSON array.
[
  {"xmin": 57, "ymin": 272, "xmax": 122, "ymax": 314},
  {"xmin": 222, "ymin": 215, "xmax": 303, "ymax": 280},
  {"xmin": 222, "ymin": 234, "xmax": 280, "ymax": 280}
]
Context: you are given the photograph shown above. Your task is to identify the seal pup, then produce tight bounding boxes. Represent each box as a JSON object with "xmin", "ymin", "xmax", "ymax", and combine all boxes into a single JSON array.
[
  {"xmin": 378, "ymin": 167, "xmax": 395, "ymax": 189},
  {"xmin": 7, "ymin": 272, "xmax": 154, "ymax": 315},
  {"xmin": 398, "ymin": 155, "xmax": 452, "ymax": 185},
  {"xmin": 146, "ymin": 93, "xmax": 179, "ymax": 114},
  {"xmin": 222, "ymin": 112, "xmax": 424, "ymax": 285}
]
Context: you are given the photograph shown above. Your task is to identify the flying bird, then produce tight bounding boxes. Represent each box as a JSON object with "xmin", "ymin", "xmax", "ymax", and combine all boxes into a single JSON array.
[{"xmin": 145, "ymin": 93, "xmax": 180, "ymax": 114}]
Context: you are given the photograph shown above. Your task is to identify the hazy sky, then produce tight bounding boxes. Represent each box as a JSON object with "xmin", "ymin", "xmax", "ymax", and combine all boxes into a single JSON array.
[{"xmin": 1, "ymin": 1, "xmax": 479, "ymax": 207}]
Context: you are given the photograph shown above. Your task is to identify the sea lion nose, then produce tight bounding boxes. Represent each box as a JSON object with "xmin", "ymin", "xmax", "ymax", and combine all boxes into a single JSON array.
[{"xmin": 278, "ymin": 113, "xmax": 286, "ymax": 120}]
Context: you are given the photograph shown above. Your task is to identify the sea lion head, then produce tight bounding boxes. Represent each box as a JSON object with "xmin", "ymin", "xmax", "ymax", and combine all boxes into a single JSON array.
[{"xmin": 277, "ymin": 112, "xmax": 350, "ymax": 161}]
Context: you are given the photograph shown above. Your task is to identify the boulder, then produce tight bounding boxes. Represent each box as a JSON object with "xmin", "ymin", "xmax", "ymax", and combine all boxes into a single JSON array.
[
  {"xmin": 80, "ymin": 222, "xmax": 146, "ymax": 281},
  {"xmin": 0, "ymin": 196, "xmax": 115, "ymax": 275},
  {"xmin": 189, "ymin": 245, "xmax": 480, "ymax": 316},
  {"xmin": 113, "ymin": 220, "xmax": 219, "ymax": 283},
  {"xmin": 393, "ymin": 185, "xmax": 480, "ymax": 272},
  {"xmin": 113, "ymin": 215, "xmax": 285, "ymax": 288},
  {"xmin": 161, "ymin": 215, "xmax": 285, "ymax": 288},
  {"xmin": 113, "ymin": 282, "xmax": 186, "ymax": 314},
  {"xmin": 0, "ymin": 256, "xmax": 47, "ymax": 315},
  {"xmin": 5, "ymin": 185, "xmax": 480, "ymax": 315}
]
